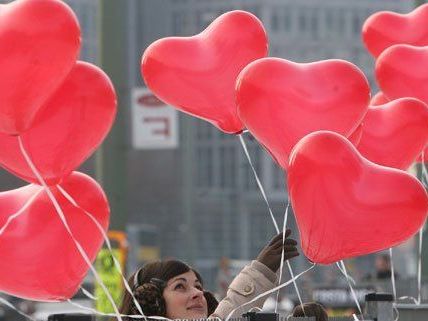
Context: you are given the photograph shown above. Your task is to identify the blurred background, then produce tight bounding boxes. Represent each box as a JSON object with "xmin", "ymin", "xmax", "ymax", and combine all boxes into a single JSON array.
[{"xmin": 0, "ymin": 0, "xmax": 427, "ymax": 320}]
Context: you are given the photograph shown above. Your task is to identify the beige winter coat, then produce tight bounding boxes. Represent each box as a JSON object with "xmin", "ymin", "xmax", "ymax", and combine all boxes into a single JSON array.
[{"xmin": 210, "ymin": 260, "xmax": 277, "ymax": 320}]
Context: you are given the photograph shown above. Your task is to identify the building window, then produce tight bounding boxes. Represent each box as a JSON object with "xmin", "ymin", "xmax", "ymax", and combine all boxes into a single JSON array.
[
  {"xmin": 310, "ymin": 9, "xmax": 319, "ymax": 39},
  {"xmin": 271, "ymin": 11, "xmax": 279, "ymax": 32},
  {"xmin": 352, "ymin": 11, "xmax": 362, "ymax": 35},
  {"xmin": 298, "ymin": 9, "xmax": 307, "ymax": 33},
  {"xmin": 284, "ymin": 8, "xmax": 292, "ymax": 32},
  {"xmin": 219, "ymin": 145, "xmax": 237, "ymax": 189},
  {"xmin": 272, "ymin": 165, "xmax": 285, "ymax": 191},
  {"xmin": 196, "ymin": 121, "xmax": 213, "ymax": 141},
  {"xmin": 196, "ymin": 146, "xmax": 213, "ymax": 188}
]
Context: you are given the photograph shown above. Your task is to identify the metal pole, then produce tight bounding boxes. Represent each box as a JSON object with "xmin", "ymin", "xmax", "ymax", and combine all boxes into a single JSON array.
[{"xmin": 97, "ymin": 0, "xmax": 129, "ymax": 231}]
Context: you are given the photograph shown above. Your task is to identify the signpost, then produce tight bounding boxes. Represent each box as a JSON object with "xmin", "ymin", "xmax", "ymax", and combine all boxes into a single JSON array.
[{"xmin": 131, "ymin": 88, "xmax": 178, "ymax": 150}]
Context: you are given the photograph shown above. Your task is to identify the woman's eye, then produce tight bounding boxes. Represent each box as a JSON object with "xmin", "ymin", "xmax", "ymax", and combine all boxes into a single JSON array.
[{"xmin": 174, "ymin": 283, "xmax": 185, "ymax": 290}]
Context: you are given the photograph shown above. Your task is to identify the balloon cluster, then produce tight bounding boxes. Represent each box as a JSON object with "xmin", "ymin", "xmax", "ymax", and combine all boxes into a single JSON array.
[
  {"xmin": 0, "ymin": 0, "xmax": 116, "ymax": 301},
  {"xmin": 142, "ymin": 8, "xmax": 428, "ymax": 264}
]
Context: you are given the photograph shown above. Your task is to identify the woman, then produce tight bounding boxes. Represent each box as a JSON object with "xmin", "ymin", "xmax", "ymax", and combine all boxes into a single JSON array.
[{"xmin": 120, "ymin": 229, "xmax": 299, "ymax": 320}]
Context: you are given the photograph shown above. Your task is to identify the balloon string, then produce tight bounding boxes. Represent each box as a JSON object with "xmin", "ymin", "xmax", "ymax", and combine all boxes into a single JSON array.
[
  {"xmin": 238, "ymin": 134, "xmax": 279, "ymax": 232},
  {"xmin": 238, "ymin": 134, "xmax": 305, "ymax": 310},
  {"xmin": 0, "ymin": 189, "xmax": 42, "ymax": 236},
  {"xmin": 275, "ymin": 202, "xmax": 306, "ymax": 316},
  {"xmin": 80, "ymin": 286, "xmax": 97, "ymax": 300},
  {"xmin": 389, "ymin": 248, "xmax": 397, "ymax": 301},
  {"xmin": 57, "ymin": 186, "xmax": 147, "ymax": 319},
  {"xmin": 224, "ymin": 263, "xmax": 316, "ymax": 321},
  {"xmin": 17, "ymin": 136, "xmax": 123, "ymax": 321},
  {"xmin": 338, "ymin": 260, "xmax": 363, "ymax": 319},
  {"xmin": 0, "ymin": 296, "xmax": 36, "ymax": 321},
  {"xmin": 421, "ymin": 152, "xmax": 428, "ymax": 188},
  {"xmin": 275, "ymin": 203, "xmax": 288, "ymax": 314},
  {"xmin": 336, "ymin": 262, "xmax": 356, "ymax": 286}
]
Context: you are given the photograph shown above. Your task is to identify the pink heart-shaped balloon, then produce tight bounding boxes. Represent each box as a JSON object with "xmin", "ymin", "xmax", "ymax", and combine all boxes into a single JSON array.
[
  {"xmin": 142, "ymin": 10, "xmax": 268, "ymax": 134},
  {"xmin": 0, "ymin": 61, "xmax": 116, "ymax": 185},
  {"xmin": 376, "ymin": 45, "xmax": 428, "ymax": 105},
  {"xmin": 288, "ymin": 131, "xmax": 428, "ymax": 264},
  {"xmin": 362, "ymin": 4, "xmax": 428, "ymax": 58},
  {"xmin": 0, "ymin": 172, "xmax": 109, "ymax": 301},
  {"xmin": 357, "ymin": 98, "xmax": 428, "ymax": 170},
  {"xmin": 236, "ymin": 58, "xmax": 370, "ymax": 169},
  {"xmin": 0, "ymin": 0, "xmax": 81, "ymax": 135}
]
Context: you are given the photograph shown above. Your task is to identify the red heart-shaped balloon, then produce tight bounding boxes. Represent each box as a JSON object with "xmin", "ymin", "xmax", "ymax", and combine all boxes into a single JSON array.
[
  {"xmin": 362, "ymin": 4, "xmax": 428, "ymax": 58},
  {"xmin": 288, "ymin": 131, "xmax": 428, "ymax": 264},
  {"xmin": 0, "ymin": 172, "xmax": 109, "ymax": 301},
  {"xmin": 0, "ymin": 61, "xmax": 116, "ymax": 185},
  {"xmin": 357, "ymin": 98, "xmax": 428, "ymax": 170},
  {"xmin": 370, "ymin": 91, "xmax": 389, "ymax": 106},
  {"xmin": 141, "ymin": 10, "xmax": 268, "ymax": 134},
  {"xmin": 376, "ymin": 45, "xmax": 428, "ymax": 105},
  {"xmin": 236, "ymin": 58, "xmax": 370, "ymax": 169},
  {"xmin": 0, "ymin": 0, "xmax": 81, "ymax": 135}
]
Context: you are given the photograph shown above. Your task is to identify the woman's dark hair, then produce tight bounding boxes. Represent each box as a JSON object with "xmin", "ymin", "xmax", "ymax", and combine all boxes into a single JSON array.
[
  {"xmin": 292, "ymin": 302, "xmax": 328, "ymax": 321},
  {"xmin": 119, "ymin": 260, "xmax": 218, "ymax": 320}
]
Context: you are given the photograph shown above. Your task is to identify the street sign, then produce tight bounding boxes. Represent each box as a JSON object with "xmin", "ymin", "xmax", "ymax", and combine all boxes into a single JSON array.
[{"xmin": 131, "ymin": 88, "xmax": 178, "ymax": 149}]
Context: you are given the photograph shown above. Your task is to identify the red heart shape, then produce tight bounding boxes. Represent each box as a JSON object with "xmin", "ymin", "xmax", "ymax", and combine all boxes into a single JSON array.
[
  {"xmin": 288, "ymin": 131, "xmax": 428, "ymax": 264},
  {"xmin": 0, "ymin": 0, "xmax": 81, "ymax": 135},
  {"xmin": 0, "ymin": 172, "xmax": 109, "ymax": 301},
  {"xmin": 141, "ymin": 10, "xmax": 268, "ymax": 134},
  {"xmin": 236, "ymin": 58, "xmax": 370, "ymax": 169},
  {"xmin": 362, "ymin": 4, "xmax": 428, "ymax": 58},
  {"xmin": 376, "ymin": 45, "xmax": 428, "ymax": 105},
  {"xmin": 357, "ymin": 98, "xmax": 428, "ymax": 170},
  {"xmin": 0, "ymin": 61, "xmax": 116, "ymax": 185}
]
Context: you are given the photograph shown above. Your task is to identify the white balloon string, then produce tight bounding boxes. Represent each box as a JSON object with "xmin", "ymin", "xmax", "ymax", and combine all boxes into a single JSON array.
[
  {"xmin": 238, "ymin": 134, "xmax": 305, "ymax": 310},
  {"xmin": 57, "ymin": 186, "xmax": 146, "ymax": 319},
  {"xmin": 80, "ymin": 286, "xmax": 97, "ymax": 301},
  {"xmin": 397, "ymin": 295, "xmax": 418, "ymax": 304},
  {"xmin": 248, "ymin": 307, "xmax": 263, "ymax": 313},
  {"xmin": 389, "ymin": 248, "xmax": 397, "ymax": 301},
  {"xmin": 421, "ymin": 158, "xmax": 428, "ymax": 188},
  {"xmin": 17, "ymin": 136, "xmax": 123, "ymax": 321},
  {"xmin": 339, "ymin": 260, "xmax": 363, "ymax": 318},
  {"xmin": 238, "ymin": 134, "xmax": 279, "ymax": 232},
  {"xmin": 336, "ymin": 262, "xmax": 356, "ymax": 285},
  {"xmin": 275, "ymin": 203, "xmax": 288, "ymax": 313},
  {"xmin": 225, "ymin": 263, "xmax": 316, "ymax": 321},
  {"xmin": 0, "ymin": 189, "xmax": 42, "ymax": 236},
  {"xmin": 392, "ymin": 304, "xmax": 400, "ymax": 321},
  {"xmin": 0, "ymin": 296, "xmax": 36, "ymax": 321}
]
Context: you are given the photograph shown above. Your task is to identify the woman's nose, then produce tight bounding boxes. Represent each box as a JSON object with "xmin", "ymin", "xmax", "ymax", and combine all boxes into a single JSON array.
[{"xmin": 191, "ymin": 287, "xmax": 204, "ymax": 299}]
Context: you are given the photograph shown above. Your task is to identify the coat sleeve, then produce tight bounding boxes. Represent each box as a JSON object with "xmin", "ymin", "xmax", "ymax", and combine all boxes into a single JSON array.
[{"xmin": 210, "ymin": 260, "xmax": 277, "ymax": 320}]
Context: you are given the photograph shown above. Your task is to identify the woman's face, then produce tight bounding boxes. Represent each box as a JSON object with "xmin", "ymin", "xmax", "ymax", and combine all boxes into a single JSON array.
[{"xmin": 163, "ymin": 270, "xmax": 208, "ymax": 319}]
